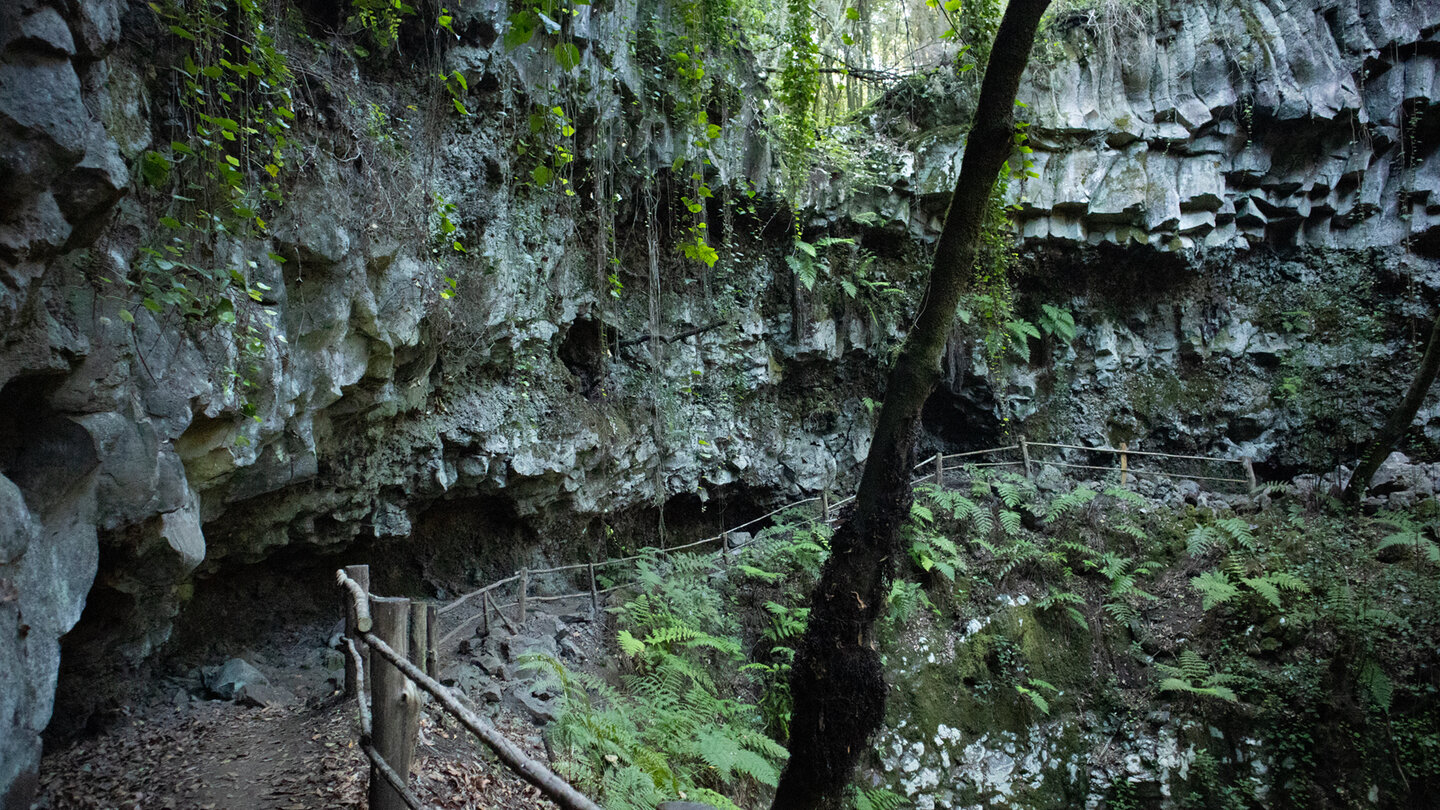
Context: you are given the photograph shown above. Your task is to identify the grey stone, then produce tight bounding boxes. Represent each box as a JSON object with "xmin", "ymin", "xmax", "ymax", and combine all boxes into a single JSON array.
[
  {"xmin": 521, "ymin": 614, "xmax": 564, "ymax": 639},
  {"xmin": 14, "ymin": 8, "xmax": 75, "ymax": 56},
  {"xmin": 204, "ymin": 658, "xmax": 269, "ymax": 701},
  {"xmin": 478, "ymin": 653, "xmax": 506, "ymax": 677},
  {"xmin": 506, "ymin": 688, "xmax": 558, "ymax": 724},
  {"xmin": 0, "ymin": 475, "xmax": 35, "ymax": 566},
  {"xmin": 236, "ymin": 682, "xmax": 296, "ymax": 709},
  {"xmin": 502, "ymin": 632, "xmax": 558, "ymax": 662}
]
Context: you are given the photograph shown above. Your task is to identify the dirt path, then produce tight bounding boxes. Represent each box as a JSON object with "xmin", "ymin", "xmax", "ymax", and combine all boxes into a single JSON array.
[
  {"xmin": 39, "ymin": 690, "xmax": 367, "ymax": 809},
  {"xmin": 37, "ymin": 604, "xmax": 577, "ymax": 810}
]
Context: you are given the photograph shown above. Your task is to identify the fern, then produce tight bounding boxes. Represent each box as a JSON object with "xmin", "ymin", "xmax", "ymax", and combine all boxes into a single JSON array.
[
  {"xmin": 999, "ymin": 509, "xmax": 1023, "ymax": 536},
  {"xmin": 1191, "ymin": 570, "xmax": 1240, "ymax": 609},
  {"xmin": 1186, "ymin": 525, "xmax": 1223, "ymax": 556},
  {"xmin": 1104, "ymin": 486, "xmax": 1148, "ymax": 507},
  {"xmin": 739, "ymin": 564, "xmax": 785, "ymax": 583},
  {"xmin": 1374, "ymin": 511, "xmax": 1440, "ymax": 564},
  {"xmin": 1215, "ymin": 517, "xmax": 1258, "ymax": 551},
  {"xmin": 854, "ymin": 786, "xmax": 908, "ymax": 810},
  {"xmin": 550, "ymin": 548, "xmax": 788, "ymax": 810},
  {"xmin": 1156, "ymin": 649, "xmax": 1239, "ymax": 703},
  {"xmin": 618, "ymin": 629, "xmax": 647, "ymax": 656},
  {"xmin": 1044, "ymin": 485, "xmax": 1097, "ymax": 523},
  {"xmin": 1358, "ymin": 659, "xmax": 1394, "ymax": 712},
  {"xmin": 995, "ymin": 480, "xmax": 1028, "ymax": 509},
  {"xmin": 1016, "ymin": 678, "xmax": 1059, "ymax": 715}
]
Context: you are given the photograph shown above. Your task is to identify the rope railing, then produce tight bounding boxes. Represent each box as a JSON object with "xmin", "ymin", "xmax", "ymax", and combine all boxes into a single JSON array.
[
  {"xmin": 431, "ymin": 437, "xmax": 1257, "ymax": 652},
  {"xmin": 335, "ymin": 437, "xmax": 1256, "ymax": 808}
]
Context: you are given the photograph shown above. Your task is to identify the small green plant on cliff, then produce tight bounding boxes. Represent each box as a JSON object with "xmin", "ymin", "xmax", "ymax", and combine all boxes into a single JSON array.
[
  {"xmin": 135, "ymin": 0, "xmax": 298, "ymax": 429},
  {"xmin": 347, "ymin": 0, "xmax": 416, "ymax": 54},
  {"xmin": 1156, "ymin": 649, "xmax": 1239, "ymax": 703},
  {"xmin": 537, "ymin": 549, "xmax": 794, "ymax": 810}
]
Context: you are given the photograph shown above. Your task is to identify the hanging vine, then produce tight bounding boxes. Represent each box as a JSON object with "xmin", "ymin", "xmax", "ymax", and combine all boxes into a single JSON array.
[{"xmin": 776, "ymin": 0, "xmax": 820, "ymax": 201}]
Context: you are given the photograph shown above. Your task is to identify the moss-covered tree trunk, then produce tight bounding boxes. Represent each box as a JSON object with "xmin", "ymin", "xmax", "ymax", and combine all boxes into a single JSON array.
[
  {"xmin": 1344, "ymin": 313, "xmax": 1440, "ymax": 504},
  {"xmin": 769, "ymin": 3, "xmax": 1051, "ymax": 808}
]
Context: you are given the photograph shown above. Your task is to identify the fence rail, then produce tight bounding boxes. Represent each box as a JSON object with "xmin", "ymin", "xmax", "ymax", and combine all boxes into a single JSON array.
[
  {"xmin": 337, "ymin": 436, "xmax": 1255, "ymax": 807},
  {"xmin": 432, "ymin": 437, "xmax": 1257, "ymax": 651}
]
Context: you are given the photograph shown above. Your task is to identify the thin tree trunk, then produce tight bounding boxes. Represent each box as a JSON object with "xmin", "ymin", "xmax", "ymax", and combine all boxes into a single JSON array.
[
  {"xmin": 1344, "ymin": 313, "xmax": 1440, "ymax": 504},
  {"xmin": 769, "ymin": 3, "xmax": 1051, "ymax": 808}
]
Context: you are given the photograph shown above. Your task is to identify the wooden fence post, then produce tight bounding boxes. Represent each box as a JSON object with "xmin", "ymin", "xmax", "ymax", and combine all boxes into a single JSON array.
[
  {"xmin": 480, "ymin": 591, "xmax": 491, "ymax": 636},
  {"xmin": 1243, "ymin": 457, "xmax": 1257, "ymax": 492},
  {"xmin": 343, "ymin": 564, "xmax": 370, "ymax": 698},
  {"xmin": 1020, "ymin": 435, "xmax": 1034, "ymax": 480},
  {"xmin": 1119, "ymin": 441, "xmax": 1129, "ymax": 487},
  {"xmin": 369, "ymin": 596, "xmax": 419, "ymax": 810},
  {"xmin": 588, "ymin": 562, "xmax": 599, "ymax": 616},
  {"xmin": 516, "ymin": 568, "xmax": 528, "ymax": 626},
  {"xmin": 935, "ymin": 453, "xmax": 945, "ymax": 489},
  {"xmin": 406, "ymin": 601, "xmax": 428, "ymax": 746},
  {"xmin": 821, "ymin": 491, "xmax": 830, "ymax": 524},
  {"xmin": 408, "ymin": 603, "xmax": 428, "ymax": 675},
  {"xmin": 425, "ymin": 604, "xmax": 439, "ymax": 680}
]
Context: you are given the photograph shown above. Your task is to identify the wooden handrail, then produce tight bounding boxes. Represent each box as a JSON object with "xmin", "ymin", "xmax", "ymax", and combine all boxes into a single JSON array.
[
  {"xmin": 1025, "ymin": 441, "xmax": 1248, "ymax": 464},
  {"xmin": 434, "ymin": 439, "xmax": 1256, "ymax": 647}
]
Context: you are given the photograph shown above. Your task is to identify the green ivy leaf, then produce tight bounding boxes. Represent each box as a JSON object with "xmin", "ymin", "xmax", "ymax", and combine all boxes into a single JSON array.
[
  {"xmin": 503, "ymin": 10, "xmax": 537, "ymax": 49},
  {"xmin": 554, "ymin": 42, "xmax": 581, "ymax": 71}
]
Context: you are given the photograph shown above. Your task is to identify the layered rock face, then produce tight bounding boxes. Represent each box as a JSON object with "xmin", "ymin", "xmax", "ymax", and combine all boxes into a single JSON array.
[
  {"xmin": 2, "ymin": 0, "xmax": 1440, "ymax": 806},
  {"xmin": 0, "ymin": 0, "xmax": 869, "ymax": 802},
  {"xmin": 901, "ymin": 0, "xmax": 1440, "ymax": 254},
  {"xmin": 842, "ymin": 0, "xmax": 1440, "ymax": 467}
]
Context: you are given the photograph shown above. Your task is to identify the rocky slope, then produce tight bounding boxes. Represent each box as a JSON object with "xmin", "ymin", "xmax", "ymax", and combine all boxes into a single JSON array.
[{"xmin": 3, "ymin": 0, "xmax": 1440, "ymax": 805}]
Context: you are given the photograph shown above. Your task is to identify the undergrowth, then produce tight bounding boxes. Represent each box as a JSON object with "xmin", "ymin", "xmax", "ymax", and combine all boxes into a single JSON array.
[{"xmin": 530, "ymin": 471, "xmax": 1440, "ymax": 808}]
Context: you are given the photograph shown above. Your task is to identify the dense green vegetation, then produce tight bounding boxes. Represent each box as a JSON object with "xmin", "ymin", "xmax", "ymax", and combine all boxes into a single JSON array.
[{"xmin": 529, "ymin": 471, "xmax": 1439, "ymax": 808}]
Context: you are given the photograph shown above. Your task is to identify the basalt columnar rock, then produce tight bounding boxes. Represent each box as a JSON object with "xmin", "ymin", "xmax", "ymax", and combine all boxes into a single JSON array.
[{"xmin": 2, "ymin": 0, "xmax": 1440, "ymax": 805}]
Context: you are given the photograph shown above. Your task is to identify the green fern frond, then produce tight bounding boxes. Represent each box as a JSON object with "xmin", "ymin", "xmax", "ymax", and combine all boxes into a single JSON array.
[
  {"xmin": 1045, "ymin": 486, "xmax": 1097, "ymax": 523},
  {"xmin": 1191, "ymin": 570, "xmax": 1239, "ymax": 610},
  {"xmin": 739, "ymin": 564, "xmax": 784, "ymax": 583},
  {"xmin": 854, "ymin": 786, "xmax": 909, "ymax": 810},
  {"xmin": 999, "ymin": 509, "xmax": 1023, "ymax": 536},
  {"xmin": 1216, "ymin": 517, "xmax": 1257, "ymax": 550},
  {"xmin": 1242, "ymin": 576, "xmax": 1282, "ymax": 609},
  {"xmin": 1359, "ymin": 660, "xmax": 1393, "ymax": 712},
  {"xmin": 910, "ymin": 500, "xmax": 935, "ymax": 525},
  {"xmin": 1186, "ymin": 525, "xmax": 1222, "ymax": 556},
  {"xmin": 995, "ymin": 481, "xmax": 1026, "ymax": 509},
  {"xmin": 1113, "ymin": 522, "xmax": 1147, "ymax": 541},
  {"xmin": 618, "ymin": 629, "xmax": 646, "ymax": 656},
  {"xmin": 1104, "ymin": 486, "xmax": 1148, "ymax": 506}
]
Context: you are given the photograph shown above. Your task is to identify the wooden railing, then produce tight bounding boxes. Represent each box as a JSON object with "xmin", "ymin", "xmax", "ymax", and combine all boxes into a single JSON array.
[
  {"xmin": 337, "ymin": 566, "xmax": 603, "ymax": 810},
  {"xmin": 334, "ymin": 437, "xmax": 1255, "ymax": 807}
]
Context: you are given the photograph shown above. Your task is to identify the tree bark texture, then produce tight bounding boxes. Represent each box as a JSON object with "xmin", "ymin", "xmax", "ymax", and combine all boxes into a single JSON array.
[
  {"xmin": 770, "ymin": 3, "xmax": 1051, "ymax": 808},
  {"xmin": 1344, "ymin": 313, "xmax": 1440, "ymax": 504}
]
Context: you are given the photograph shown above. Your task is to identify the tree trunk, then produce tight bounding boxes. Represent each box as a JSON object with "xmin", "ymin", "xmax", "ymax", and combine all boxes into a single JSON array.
[
  {"xmin": 769, "ymin": 3, "xmax": 1050, "ymax": 808},
  {"xmin": 1344, "ymin": 313, "xmax": 1440, "ymax": 504}
]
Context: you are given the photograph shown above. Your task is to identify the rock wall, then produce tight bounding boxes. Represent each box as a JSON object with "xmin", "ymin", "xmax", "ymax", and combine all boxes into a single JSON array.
[
  {"xmin": 0, "ymin": 0, "xmax": 887, "ymax": 801},
  {"xmin": 824, "ymin": 0, "xmax": 1440, "ymax": 468},
  {"xmin": 3, "ymin": 0, "xmax": 1440, "ymax": 805}
]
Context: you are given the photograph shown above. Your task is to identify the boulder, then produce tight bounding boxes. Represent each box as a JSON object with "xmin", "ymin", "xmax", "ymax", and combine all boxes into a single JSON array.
[
  {"xmin": 236, "ymin": 682, "xmax": 296, "ymax": 709},
  {"xmin": 203, "ymin": 658, "xmax": 269, "ymax": 701},
  {"xmin": 506, "ymin": 688, "xmax": 558, "ymax": 724}
]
